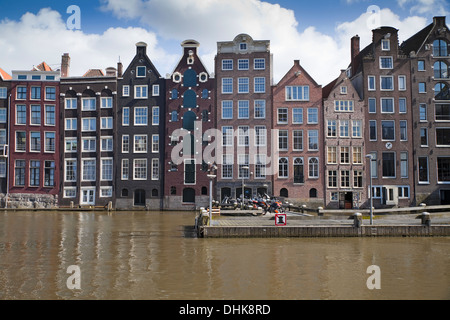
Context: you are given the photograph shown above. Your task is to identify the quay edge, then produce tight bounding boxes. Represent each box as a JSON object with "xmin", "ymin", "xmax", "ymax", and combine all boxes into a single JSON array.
[{"xmin": 199, "ymin": 225, "xmax": 450, "ymax": 238}]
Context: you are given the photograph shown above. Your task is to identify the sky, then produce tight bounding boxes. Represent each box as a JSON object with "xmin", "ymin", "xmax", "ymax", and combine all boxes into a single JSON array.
[{"xmin": 0, "ymin": 0, "xmax": 449, "ymax": 85}]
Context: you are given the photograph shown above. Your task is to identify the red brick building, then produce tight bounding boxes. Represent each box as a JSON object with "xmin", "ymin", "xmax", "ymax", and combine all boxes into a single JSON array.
[
  {"xmin": 0, "ymin": 67, "xmax": 11, "ymax": 201},
  {"xmin": 350, "ymin": 28, "xmax": 414, "ymax": 208},
  {"xmin": 272, "ymin": 60, "xmax": 324, "ymax": 206},
  {"xmin": 164, "ymin": 40, "xmax": 215, "ymax": 210},
  {"xmin": 401, "ymin": 16, "xmax": 450, "ymax": 205},
  {"xmin": 8, "ymin": 64, "xmax": 60, "ymax": 208}
]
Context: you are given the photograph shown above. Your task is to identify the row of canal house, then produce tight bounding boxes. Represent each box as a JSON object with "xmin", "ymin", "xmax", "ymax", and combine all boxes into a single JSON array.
[{"xmin": 0, "ymin": 16, "xmax": 449, "ymax": 210}]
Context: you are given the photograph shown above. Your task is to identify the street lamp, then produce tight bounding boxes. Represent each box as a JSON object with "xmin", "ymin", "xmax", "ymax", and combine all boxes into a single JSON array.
[
  {"xmin": 365, "ymin": 154, "xmax": 374, "ymax": 225},
  {"xmin": 241, "ymin": 166, "xmax": 249, "ymax": 209}
]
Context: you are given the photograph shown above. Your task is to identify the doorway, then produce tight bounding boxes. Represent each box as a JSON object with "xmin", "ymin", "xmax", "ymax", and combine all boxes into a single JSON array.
[
  {"xmin": 134, "ymin": 189, "xmax": 146, "ymax": 206},
  {"xmin": 339, "ymin": 192, "xmax": 353, "ymax": 209},
  {"xmin": 80, "ymin": 188, "xmax": 95, "ymax": 205}
]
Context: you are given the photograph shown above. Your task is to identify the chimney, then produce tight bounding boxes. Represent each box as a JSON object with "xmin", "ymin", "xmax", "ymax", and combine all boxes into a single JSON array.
[
  {"xmin": 117, "ymin": 61, "xmax": 123, "ymax": 78},
  {"xmin": 61, "ymin": 53, "xmax": 70, "ymax": 78},
  {"xmin": 136, "ymin": 42, "xmax": 147, "ymax": 57},
  {"xmin": 350, "ymin": 35, "xmax": 360, "ymax": 77},
  {"xmin": 433, "ymin": 16, "xmax": 446, "ymax": 27}
]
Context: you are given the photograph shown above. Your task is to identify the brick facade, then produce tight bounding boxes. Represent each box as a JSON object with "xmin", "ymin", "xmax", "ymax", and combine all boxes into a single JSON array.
[
  {"xmin": 164, "ymin": 40, "xmax": 216, "ymax": 210},
  {"xmin": 323, "ymin": 70, "xmax": 367, "ymax": 209},
  {"xmin": 272, "ymin": 60, "xmax": 324, "ymax": 207},
  {"xmin": 215, "ymin": 34, "xmax": 273, "ymax": 202}
]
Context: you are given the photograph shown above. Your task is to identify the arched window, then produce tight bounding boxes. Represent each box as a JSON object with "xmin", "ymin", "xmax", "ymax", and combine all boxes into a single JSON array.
[
  {"xmin": 308, "ymin": 158, "xmax": 319, "ymax": 178},
  {"xmin": 183, "ymin": 89, "xmax": 197, "ymax": 109},
  {"xmin": 121, "ymin": 189, "xmax": 129, "ymax": 197},
  {"xmin": 309, "ymin": 188, "xmax": 317, "ymax": 198},
  {"xmin": 183, "ymin": 188, "xmax": 195, "ymax": 203},
  {"xmin": 152, "ymin": 189, "xmax": 159, "ymax": 197},
  {"xmin": 435, "ymin": 83, "xmax": 450, "ymax": 100},
  {"xmin": 279, "ymin": 158, "xmax": 288, "ymax": 178},
  {"xmin": 294, "ymin": 158, "xmax": 304, "ymax": 184},
  {"xmin": 202, "ymin": 89, "xmax": 209, "ymax": 99},
  {"xmin": 434, "ymin": 61, "xmax": 448, "ymax": 79},
  {"xmin": 280, "ymin": 188, "xmax": 289, "ymax": 198},
  {"xmin": 171, "ymin": 111, "xmax": 178, "ymax": 122},
  {"xmin": 171, "ymin": 89, "xmax": 178, "ymax": 99},
  {"xmin": 433, "ymin": 39, "xmax": 448, "ymax": 57},
  {"xmin": 183, "ymin": 69, "xmax": 197, "ymax": 87},
  {"xmin": 182, "ymin": 111, "xmax": 196, "ymax": 131}
]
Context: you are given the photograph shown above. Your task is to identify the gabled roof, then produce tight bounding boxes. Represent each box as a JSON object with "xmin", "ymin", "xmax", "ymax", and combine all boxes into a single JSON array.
[
  {"xmin": 0, "ymin": 67, "xmax": 12, "ymax": 80},
  {"xmin": 400, "ymin": 22, "xmax": 434, "ymax": 55},
  {"xmin": 323, "ymin": 70, "xmax": 362, "ymax": 100},
  {"xmin": 33, "ymin": 61, "xmax": 53, "ymax": 72},
  {"xmin": 274, "ymin": 60, "xmax": 321, "ymax": 88},
  {"xmin": 83, "ymin": 69, "xmax": 105, "ymax": 77},
  {"xmin": 322, "ymin": 77, "xmax": 338, "ymax": 99}
]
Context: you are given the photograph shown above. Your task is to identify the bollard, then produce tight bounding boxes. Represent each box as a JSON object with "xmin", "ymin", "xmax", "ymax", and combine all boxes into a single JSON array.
[
  {"xmin": 349, "ymin": 212, "xmax": 362, "ymax": 228},
  {"xmin": 416, "ymin": 212, "xmax": 431, "ymax": 226}
]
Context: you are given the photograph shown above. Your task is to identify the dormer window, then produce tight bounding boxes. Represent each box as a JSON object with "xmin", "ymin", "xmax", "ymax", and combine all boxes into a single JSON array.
[{"xmin": 340, "ymin": 86, "xmax": 347, "ymax": 94}]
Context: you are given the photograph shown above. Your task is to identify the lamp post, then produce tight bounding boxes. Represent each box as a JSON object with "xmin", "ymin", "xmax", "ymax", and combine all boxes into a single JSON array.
[
  {"xmin": 241, "ymin": 166, "xmax": 249, "ymax": 209},
  {"xmin": 207, "ymin": 163, "xmax": 217, "ymax": 226},
  {"xmin": 365, "ymin": 154, "xmax": 374, "ymax": 225}
]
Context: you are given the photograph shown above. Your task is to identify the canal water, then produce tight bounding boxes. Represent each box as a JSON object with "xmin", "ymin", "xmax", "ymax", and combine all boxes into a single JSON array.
[{"xmin": 0, "ymin": 211, "xmax": 448, "ymax": 300}]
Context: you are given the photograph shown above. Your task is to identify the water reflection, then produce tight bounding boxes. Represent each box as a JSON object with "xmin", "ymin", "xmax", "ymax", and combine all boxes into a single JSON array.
[{"xmin": 0, "ymin": 211, "xmax": 449, "ymax": 300}]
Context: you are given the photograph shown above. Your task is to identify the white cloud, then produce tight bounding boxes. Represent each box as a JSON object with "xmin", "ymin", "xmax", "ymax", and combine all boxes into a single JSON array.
[
  {"xmin": 397, "ymin": 0, "xmax": 449, "ymax": 16},
  {"xmin": 0, "ymin": 3, "xmax": 436, "ymax": 86},
  {"xmin": 0, "ymin": 8, "xmax": 178, "ymax": 77},
  {"xmin": 102, "ymin": 0, "xmax": 431, "ymax": 85}
]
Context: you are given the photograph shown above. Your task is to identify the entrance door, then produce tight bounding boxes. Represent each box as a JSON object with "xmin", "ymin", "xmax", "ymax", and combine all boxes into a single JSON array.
[
  {"xmin": 81, "ymin": 188, "xmax": 95, "ymax": 205},
  {"xmin": 134, "ymin": 189, "xmax": 146, "ymax": 206},
  {"xmin": 345, "ymin": 192, "xmax": 353, "ymax": 209},
  {"xmin": 339, "ymin": 192, "xmax": 353, "ymax": 209}
]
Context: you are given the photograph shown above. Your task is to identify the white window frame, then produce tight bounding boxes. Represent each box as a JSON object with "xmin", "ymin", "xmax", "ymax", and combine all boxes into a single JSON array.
[
  {"xmin": 100, "ymin": 158, "xmax": 113, "ymax": 181},
  {"xmin": 101, "ymin": 97, "xmax": 112, "ymax": 109},
  {"xmin": 81, "ymin": 137, "xmax": 96, "ymax": 152},
  {"xmin": 81, "ymin": 158, "xmax": 96, "ymax": 182},
  {"xmin": 134, "ymin": 107, "xmax": 148, "ymax": 126},
  {"xmin": 134, "ymin": 85, "xmax": 148, "ymax": 99},
  {"xmin": 81, "ymin": 97, "xmax": 96, "ymax": 111},
  {"xmin": 133, "ymin": 159, "xmax": 147, "ymax": 181},
  {"xmin": 134, "ymin": 134, "xmax": 148, "ymax": 153},
  {"xmin": 100, "ymin": 136, "xmax": 113, "ymax": 152},
  {"xmin": 122, "ymin": 85, "xmax": 130, "ymax": 97}
]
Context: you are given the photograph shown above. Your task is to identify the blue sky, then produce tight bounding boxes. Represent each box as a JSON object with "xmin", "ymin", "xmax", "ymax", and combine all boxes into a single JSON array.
[{"xmin": 0, "ymin": 0, "xmax": 449, "ymax": 84}]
